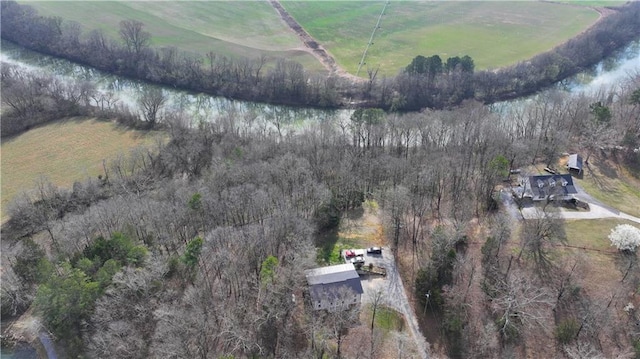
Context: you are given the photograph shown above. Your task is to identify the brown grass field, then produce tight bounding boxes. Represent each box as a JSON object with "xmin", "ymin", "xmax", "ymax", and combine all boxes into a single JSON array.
[{"xmin": 0, "ymin": 118, "xmax": 163, "ymax": 220}]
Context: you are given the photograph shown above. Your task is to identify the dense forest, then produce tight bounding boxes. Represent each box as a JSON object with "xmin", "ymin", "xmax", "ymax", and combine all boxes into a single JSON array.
[
  {"xmin": 1, "ymin": 0, "xmax": 640, "ymax": 112},
  {"xmin": 2, "ymin": 0, "xmax": 640, "ymax": 357},
  {"xmin": 2, "ymin": 48, "xmax": 639, "ymax": 356}
]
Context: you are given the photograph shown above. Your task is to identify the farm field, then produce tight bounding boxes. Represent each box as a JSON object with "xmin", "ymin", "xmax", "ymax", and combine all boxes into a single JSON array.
[
  {"xmin": 281, "ymin": 1, "xmax": 601, "ymax": 76},
  {"xmin": 0, "ymin": 118, "xmax": 163, "ymax": 219},
  {"xmin": 17, "ymin": 1, "xmax": 324, "ymax": 72},
  {"xmin": 556, "ymin": 0, "xmax": 627, "ymax": 7}
]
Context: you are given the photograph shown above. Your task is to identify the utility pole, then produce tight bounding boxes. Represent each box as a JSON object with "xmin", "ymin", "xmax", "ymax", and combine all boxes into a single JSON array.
[
  {"xmin": 356, "ymin": 0, "xmax": 389, "ymax": 77},
  {"xmin": 423, "ymin": 291, "xmax": 431, "ymax": 315}
]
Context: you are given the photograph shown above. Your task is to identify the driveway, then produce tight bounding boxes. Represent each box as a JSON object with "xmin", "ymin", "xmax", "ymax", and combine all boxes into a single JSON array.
[
  {"xmin": 503, "ymin": 183, "xmax": 640, "ymax": 224},
  {"xmin": 360, "ymin": 249, "xmax": 430, "ymax": 359}
]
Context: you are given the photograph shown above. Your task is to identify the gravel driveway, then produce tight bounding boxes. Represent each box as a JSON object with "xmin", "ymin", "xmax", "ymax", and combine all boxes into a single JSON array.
[
  {"xmin": 514, "ymin": 183, "xmax": 640, "ymax": 223},
  {"xmin": 360, "ymin": 249, "xmax": 430, "ymax": 359}
]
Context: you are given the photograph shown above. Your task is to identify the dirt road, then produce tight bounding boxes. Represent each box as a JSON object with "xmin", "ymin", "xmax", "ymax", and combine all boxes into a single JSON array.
[
  {"xmin": 268, "ymin": 0, "xmax": 363, "ymax": 83},
  {"xmin": 361, "ymin": 250, "xmax": 430, "ymax": 359}
]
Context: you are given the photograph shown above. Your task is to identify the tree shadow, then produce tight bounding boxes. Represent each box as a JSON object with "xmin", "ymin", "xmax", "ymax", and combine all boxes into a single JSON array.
[
  {"xmin": 345, "ymin": 207, "xmax": 365, "ymax": 221},
  {"xmin": 315, "ymin": 227, "xmax": 339, "ymax": 264},
  {"xmin": 596, "ymin": 159, "xmax": 618, "ymax": 180}
]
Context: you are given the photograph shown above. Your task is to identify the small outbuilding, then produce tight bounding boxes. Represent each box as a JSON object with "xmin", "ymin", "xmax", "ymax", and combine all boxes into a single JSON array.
[
  {"xmin": 305, "ymin": 263, "xmax": 363, "ymax": 311},
  {"xmin": 567, "ymin": 154, "xmax": 583, "ymax": 175}
]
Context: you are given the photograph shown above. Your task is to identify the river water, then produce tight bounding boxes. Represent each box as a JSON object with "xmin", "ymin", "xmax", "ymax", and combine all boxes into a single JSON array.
[
  {"xmin": 0, "ymin": 41, "xmax": 351, "ymax": 135},
  {"xmin": 1, "ymin": 39, "xmax": 639, "ymax": 131}
]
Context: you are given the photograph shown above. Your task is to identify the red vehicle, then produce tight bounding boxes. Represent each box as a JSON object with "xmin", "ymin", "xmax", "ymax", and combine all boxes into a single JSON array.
[{"xmin": 344, "ymin": 250, "xmax": 356, "ymax": 258}]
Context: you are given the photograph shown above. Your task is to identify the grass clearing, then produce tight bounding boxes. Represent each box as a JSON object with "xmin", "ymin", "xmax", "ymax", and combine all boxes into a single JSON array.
[
  {"xmin": 282, "ymin": 1, "xmax": 599, "ymax": 76},
  {"xmin": 373, "ymin": 305, "xmax": 405, "ymax": 332},
  {"xmin": 562, "ymin": 218, "xmax": 638, "ymax": 294},
  {"xmin": 17, "ymin": 1, "xmax": 323, "ymax": 72},
  {"xmin": 564, "ymin": 218, "xmax": 637, "ymax": 251},
  {"xmin": 574, "ymin": 157, "xmax": 640, "ymax": 218},
  {"xmin": 0, "ymin": 118, "xmax": 163, "ymax": 219},
  {"xmin": 315, "ymin": 201, "xmax": 383, "ymax": 265}
]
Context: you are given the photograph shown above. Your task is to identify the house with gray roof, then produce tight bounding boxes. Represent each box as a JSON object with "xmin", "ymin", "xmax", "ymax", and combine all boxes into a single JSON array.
[
  {"xmin": 305, "ymin": 264, "xmax": 363, "ymax": 311},
  {"xmin": 526, "ymin": 174, "xmax": 577, "ymax": 201}
]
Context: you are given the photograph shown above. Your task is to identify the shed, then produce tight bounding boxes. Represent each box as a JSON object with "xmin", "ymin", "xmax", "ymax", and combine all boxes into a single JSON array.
[
  {"xmin": 567, "ymin": 154, "xmax": 583, "ymax": 174},
  {"xmin": 305, "ymin": 264, "xmax": 363, "ymax": 311}
]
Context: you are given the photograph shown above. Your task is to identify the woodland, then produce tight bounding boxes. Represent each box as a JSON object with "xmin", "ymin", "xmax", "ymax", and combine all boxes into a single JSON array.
[{"xmin": 1, "ymin": 1, "xmax": 640, "ymax": 358}]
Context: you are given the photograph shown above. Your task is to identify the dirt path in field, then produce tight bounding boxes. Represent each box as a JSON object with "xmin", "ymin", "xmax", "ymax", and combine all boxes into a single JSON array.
[{"xmin": 268, "ymin": 0, "xmax": 364, "ymax": 83}]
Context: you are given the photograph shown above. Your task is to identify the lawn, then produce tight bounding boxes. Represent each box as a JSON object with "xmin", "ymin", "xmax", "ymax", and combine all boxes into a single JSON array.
[
  {"xmin": 373, "ymin": 305, "xmax": 405, "ymax": 332},
  {"xmin": 575, "ymin": 158, "xmax": 640, "ymax": 218},
  {"xmin": 17, "ymin": 1, "xmax": 323, "ymax": 71},
  {"xmin": 562, "ymin": 218, "xmax": 638, "ymax": 292},
  {"xmin": 564, "ymin": 218, "xmax": 637, "ymax": 251},
  {"xmin": 0, "ymin": 118, "xmax": 163, "ymax": 219},
  {"xmin": 282, "ymin": 1, "xmax": 600, "ymax": 76}
]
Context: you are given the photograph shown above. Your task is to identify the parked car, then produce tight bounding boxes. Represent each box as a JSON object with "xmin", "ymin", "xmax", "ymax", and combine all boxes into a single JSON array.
[
  {"xmin": 350, "ymin": 256, "xmax": 365, "ymax": 264},
  {"xmin": 367, "ymin": 247, "xmax": 382, "ymax": 255},
  {"xmin": 344, "ymin": 250, "xmax": 356, "ymax": 258}
]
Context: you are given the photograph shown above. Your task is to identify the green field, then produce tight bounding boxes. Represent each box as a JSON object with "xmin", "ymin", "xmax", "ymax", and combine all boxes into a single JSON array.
[
  {"xmin": 556, "ymin": 0, "xmax": 627, "ymax": 7},
  {"xmin": 0, "ymin": 118, "xmax": 163, "ymax": 219},
  {"xmin": 282, "ymin": 1, "xmax": 600, "ymax": 75},
  {"xmin": 18, "ymin": 1, "xmax": 324, "ymax": 71},
  {"xmin": 18, "ymin": 1, "xmax": 604, "ymax": 77}
]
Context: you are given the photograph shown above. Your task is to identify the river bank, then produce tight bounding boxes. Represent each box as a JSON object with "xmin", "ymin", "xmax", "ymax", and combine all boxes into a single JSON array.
[{"xmin": 1, "ymin": 0, "xmax": 639, "ymax": 111}]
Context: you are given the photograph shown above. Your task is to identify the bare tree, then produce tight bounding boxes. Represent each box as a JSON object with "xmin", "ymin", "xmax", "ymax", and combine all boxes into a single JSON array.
[
  {"xmin": 491, "ymin": 270, "xmax": 553, "ymax": 341},
  {"xmin": 517, "ymin": 207, "xmax": 566, "ymax": 276},
  {"xmin": 119, "ymin": 20, "xmax": 150, "ymax": 58},
  {"xmin": 138, "ymin": 87, "xmax": 167, "ymax": 128}
]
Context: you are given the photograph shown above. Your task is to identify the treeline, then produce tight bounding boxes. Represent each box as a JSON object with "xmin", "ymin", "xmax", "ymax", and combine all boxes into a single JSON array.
[
  {"xmin": 472, "ymin": 2, "xmax": 640, "ymax": 103},
  {"xmin": 0, "ymin": 1, "xmax": 343, "ymax": 109},
  {"xmin": 2, "ymin": 70, "xmax": 639, "ymax": 356},
  {"xmin": 0, "ymin": 63, "xmax": 144, "ymax": 137},
  {"xmin": 2, "ymin": 0, "xmax": 639, "ymax": 112}
]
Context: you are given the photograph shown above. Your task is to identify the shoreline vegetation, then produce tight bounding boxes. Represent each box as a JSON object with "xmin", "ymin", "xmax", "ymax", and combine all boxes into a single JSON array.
[{"xmin": 1, "ymin": 1, "xmax": 639, "ymax": 114}]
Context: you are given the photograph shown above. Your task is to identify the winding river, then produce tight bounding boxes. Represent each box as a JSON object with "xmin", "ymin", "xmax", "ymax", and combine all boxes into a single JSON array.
[{"xmin": 2, "ymin": 39, "xmax": 639, "ymax": 131}]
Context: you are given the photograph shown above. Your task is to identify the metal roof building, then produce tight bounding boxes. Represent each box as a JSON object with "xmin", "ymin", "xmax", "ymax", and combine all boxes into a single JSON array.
[
  {"xmin": 567, "ymin": 154, "xmax": 583, "ymax": 174},
  {"xmin": 305, "ymin": 264, "xmax": 363, "ymax": 311}
]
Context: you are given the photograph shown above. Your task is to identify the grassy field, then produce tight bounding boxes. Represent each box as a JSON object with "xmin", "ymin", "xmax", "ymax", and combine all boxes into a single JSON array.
[
  {"xmin": 0, "ymin": 118, "xmax": 163, "ymax": 219},
  {"xmin": 563, "ymin": 218, "xmax": 638, "ymax": 292},
  {"xmin": 282, "ymin": 1, "xmax": 600, "ymax": 76},
  {"xmin": 564, "ymin": 218, "xmax": 638, "ymax": 251},
  {"xmin": 573, "ymin": 157, "xmax": 640, "ymax": 218},
  {"xmin": 556, "ymin": 0, "xmax": 627, "ymax": 7},
  {"xmin": 19, "ymin": 1, "xmax": 604, "ymax": 77},
  {"xmin": 18, "ymin": 1, "xmax": 323, "ymax": 71}
]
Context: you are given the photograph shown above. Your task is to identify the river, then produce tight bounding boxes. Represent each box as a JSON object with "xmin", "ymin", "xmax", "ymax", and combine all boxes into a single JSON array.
[
  {"xmin": 491, "ymin": 40, "xmax": 640, "ymax": 114},
  {"xmin": 1, "ymin": 39, "xmax": 639, "ymax": 131},
  {"xmin": 0, "ymin": 40, "xmax": 351, "ymax": 136}
]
